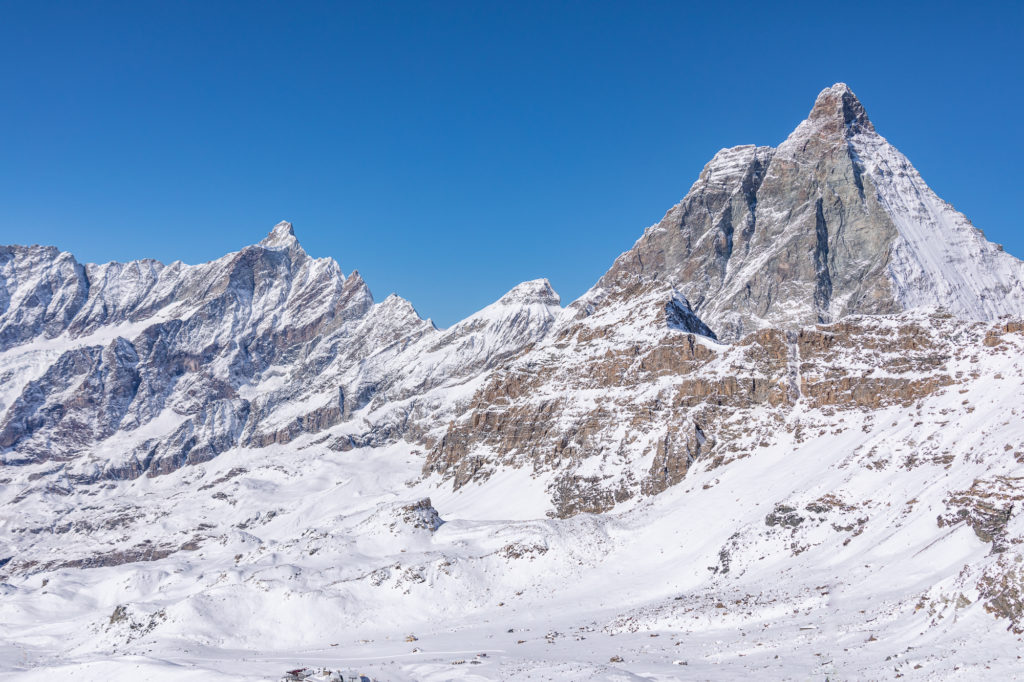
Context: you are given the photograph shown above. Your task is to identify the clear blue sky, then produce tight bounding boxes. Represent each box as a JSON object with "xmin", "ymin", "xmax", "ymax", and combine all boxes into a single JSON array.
[{"xmin": 2, "ymin": 1, "xmax": 1021, "ymax": 326}]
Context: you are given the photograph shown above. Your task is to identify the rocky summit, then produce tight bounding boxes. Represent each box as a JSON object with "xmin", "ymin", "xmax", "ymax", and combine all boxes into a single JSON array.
[
  {"xmin": 2, "ymin": 85, "xmax": 1024, "ymax": 680},
  {"xmin": 592, "ymin": 83, "xmax": 1024, "ymax": 341}
]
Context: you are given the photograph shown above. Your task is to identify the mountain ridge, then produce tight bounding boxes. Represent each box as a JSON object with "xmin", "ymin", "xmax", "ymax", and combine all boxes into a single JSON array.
[{"xmin": 2, "ymin": 83, "xmax": 1023, "ymax": 484}]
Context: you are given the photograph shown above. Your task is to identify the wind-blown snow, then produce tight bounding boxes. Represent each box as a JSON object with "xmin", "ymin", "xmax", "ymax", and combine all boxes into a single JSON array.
[{"xmin": 851, "ymin": 131, "xmax": 1024, "ymax": 319}]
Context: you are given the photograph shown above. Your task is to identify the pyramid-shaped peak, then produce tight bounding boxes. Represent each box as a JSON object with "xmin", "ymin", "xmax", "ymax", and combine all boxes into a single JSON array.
[
  {"xmin": 260, "ymin": 221, "xmax": 299, "ymax": 248},
  {"xmin": 342, "ymin": 269, "xmax": 371, "ymax": 293},
  {"xmin": 497, "ymin": 278, "xmax": 561, "ymax": 307},
  {"xmin": 379, "ymin": 292, "xmax": 425, "ymax": 320},
  {"xmin": 807, "ymin": 83, "xmax": 874, "ymax": 134}
]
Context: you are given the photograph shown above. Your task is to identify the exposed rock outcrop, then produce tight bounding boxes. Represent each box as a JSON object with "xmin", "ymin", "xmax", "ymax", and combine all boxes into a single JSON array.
[{"xmin": 586, "ymin": 84, "xmax": 1024, "ymax": 341}]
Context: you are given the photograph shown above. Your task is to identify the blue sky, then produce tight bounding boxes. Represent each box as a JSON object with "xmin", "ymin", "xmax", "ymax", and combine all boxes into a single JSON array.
[{"xmin": 2, "ymin": 1, "xmax": 1021, "ymax": 326}]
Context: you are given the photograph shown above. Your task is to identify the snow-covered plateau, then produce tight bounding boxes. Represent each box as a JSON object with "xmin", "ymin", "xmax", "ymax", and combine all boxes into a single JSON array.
[{"xmin": 2, "ymin": 84, "xmax": 1024, "ymax": 680}]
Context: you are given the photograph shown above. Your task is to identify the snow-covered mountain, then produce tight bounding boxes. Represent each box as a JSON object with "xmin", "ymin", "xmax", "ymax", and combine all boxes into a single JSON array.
[
  {"xmin": 2, "ymin": 84, "xmax": 1024, "ymax": 680},
  {"xmin": 590, "ymin": 83, "xmax": 1024, "ymax": 340}
]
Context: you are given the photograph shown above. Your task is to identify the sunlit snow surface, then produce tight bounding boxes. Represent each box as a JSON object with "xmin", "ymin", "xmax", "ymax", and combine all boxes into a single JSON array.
[
  {"xmin": 851, "ymin": 131, "xmax": 1024, "ymax": 320},
  {"xmin": 2, "ymin": 326, "xmax": 1024, "ymax": 680}
]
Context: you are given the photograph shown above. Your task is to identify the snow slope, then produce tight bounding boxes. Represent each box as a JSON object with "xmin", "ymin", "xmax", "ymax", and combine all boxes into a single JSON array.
[
  {"xmin": 1, "ymin": 319, "xmax": 1023, "ymax": 679},
  {"xmin": 851, "ymin": 128, "xmax": 1024, "ymax": 319}
]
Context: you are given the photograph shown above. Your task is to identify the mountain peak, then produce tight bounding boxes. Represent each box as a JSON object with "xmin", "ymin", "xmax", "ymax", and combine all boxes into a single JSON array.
[
  {"xmin": 807, "ymin": 82, "xmax": 874, "ymax": 135},
  {"xmin": 588, "ymin": 83, "xmax": 1024, "ymax": 341},
  {"xmin": 497, "ymin": 278, "xmax": 561, "ymax": 306},
  {"xmin": 260, "ymin": 221, "xmax": 298, "ymax": 249}
]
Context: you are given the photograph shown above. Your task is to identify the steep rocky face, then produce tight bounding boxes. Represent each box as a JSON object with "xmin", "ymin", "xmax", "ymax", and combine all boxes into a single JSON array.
[
  {"xmin": 0, "ymin": 245, "xmax": 89, "ymax": 350},
  {"xmin": 415, "ymin": 77, "xmax": 1024, "ymax": 512},
  {"xmin": 0, "ymin": 222, "xmax": 381, "ymax": 471},
  {"xmin": 0, "ymin": 226, "xmax": 568, "ymax": 479},
  {"xmin": 416, "ymin": 85, "xmax": 1024, "ymax": 516},
  {"xmin": 425, "ymin": 305, "xmax": 986, "ymax": 517},
  {"xmin": 589, "ymin": 84, "xmax": 1024, "ymax": 341}
]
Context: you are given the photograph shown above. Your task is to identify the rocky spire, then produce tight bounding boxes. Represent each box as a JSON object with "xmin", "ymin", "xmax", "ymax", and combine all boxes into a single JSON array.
[
  {"xmin": 336, "ymin": 269, "xmax": 375, "ymax": 317},
  {"xmin": 582, "ymin": 82, "xmax": 1024, "ymax": 341},
  {"xmin": 806, "ymin": 82, "xmax": 874, "ymax": 136},
  {"xmin": 259, "ymin": 221, "xmax": 299, "ymax": 249}
]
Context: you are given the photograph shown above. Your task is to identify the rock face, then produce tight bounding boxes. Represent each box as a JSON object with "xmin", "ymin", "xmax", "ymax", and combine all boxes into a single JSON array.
[
  {"xmin": 0, "ymin": 222, "xmax": 381, "ymax": 470},
  {"xmin": 414, "ymin": 85, "xmax": 1024, "ymax": 516},
  {"xmin": 589, "ymin": 84, "xmax": 1024, "ymax": 341},
  {"xmin": 425, "ymin": 307, "xmax": 977, "ymax": 517},
  {"xmin": 0, "ymin": 223, "xmax": 567, "ymax": 480}
]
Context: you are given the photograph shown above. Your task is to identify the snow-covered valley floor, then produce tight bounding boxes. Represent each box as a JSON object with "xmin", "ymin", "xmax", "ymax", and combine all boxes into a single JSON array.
[{"xmin": 3, "ymin": 342, "xmax": 1024, "ymax": 681}]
